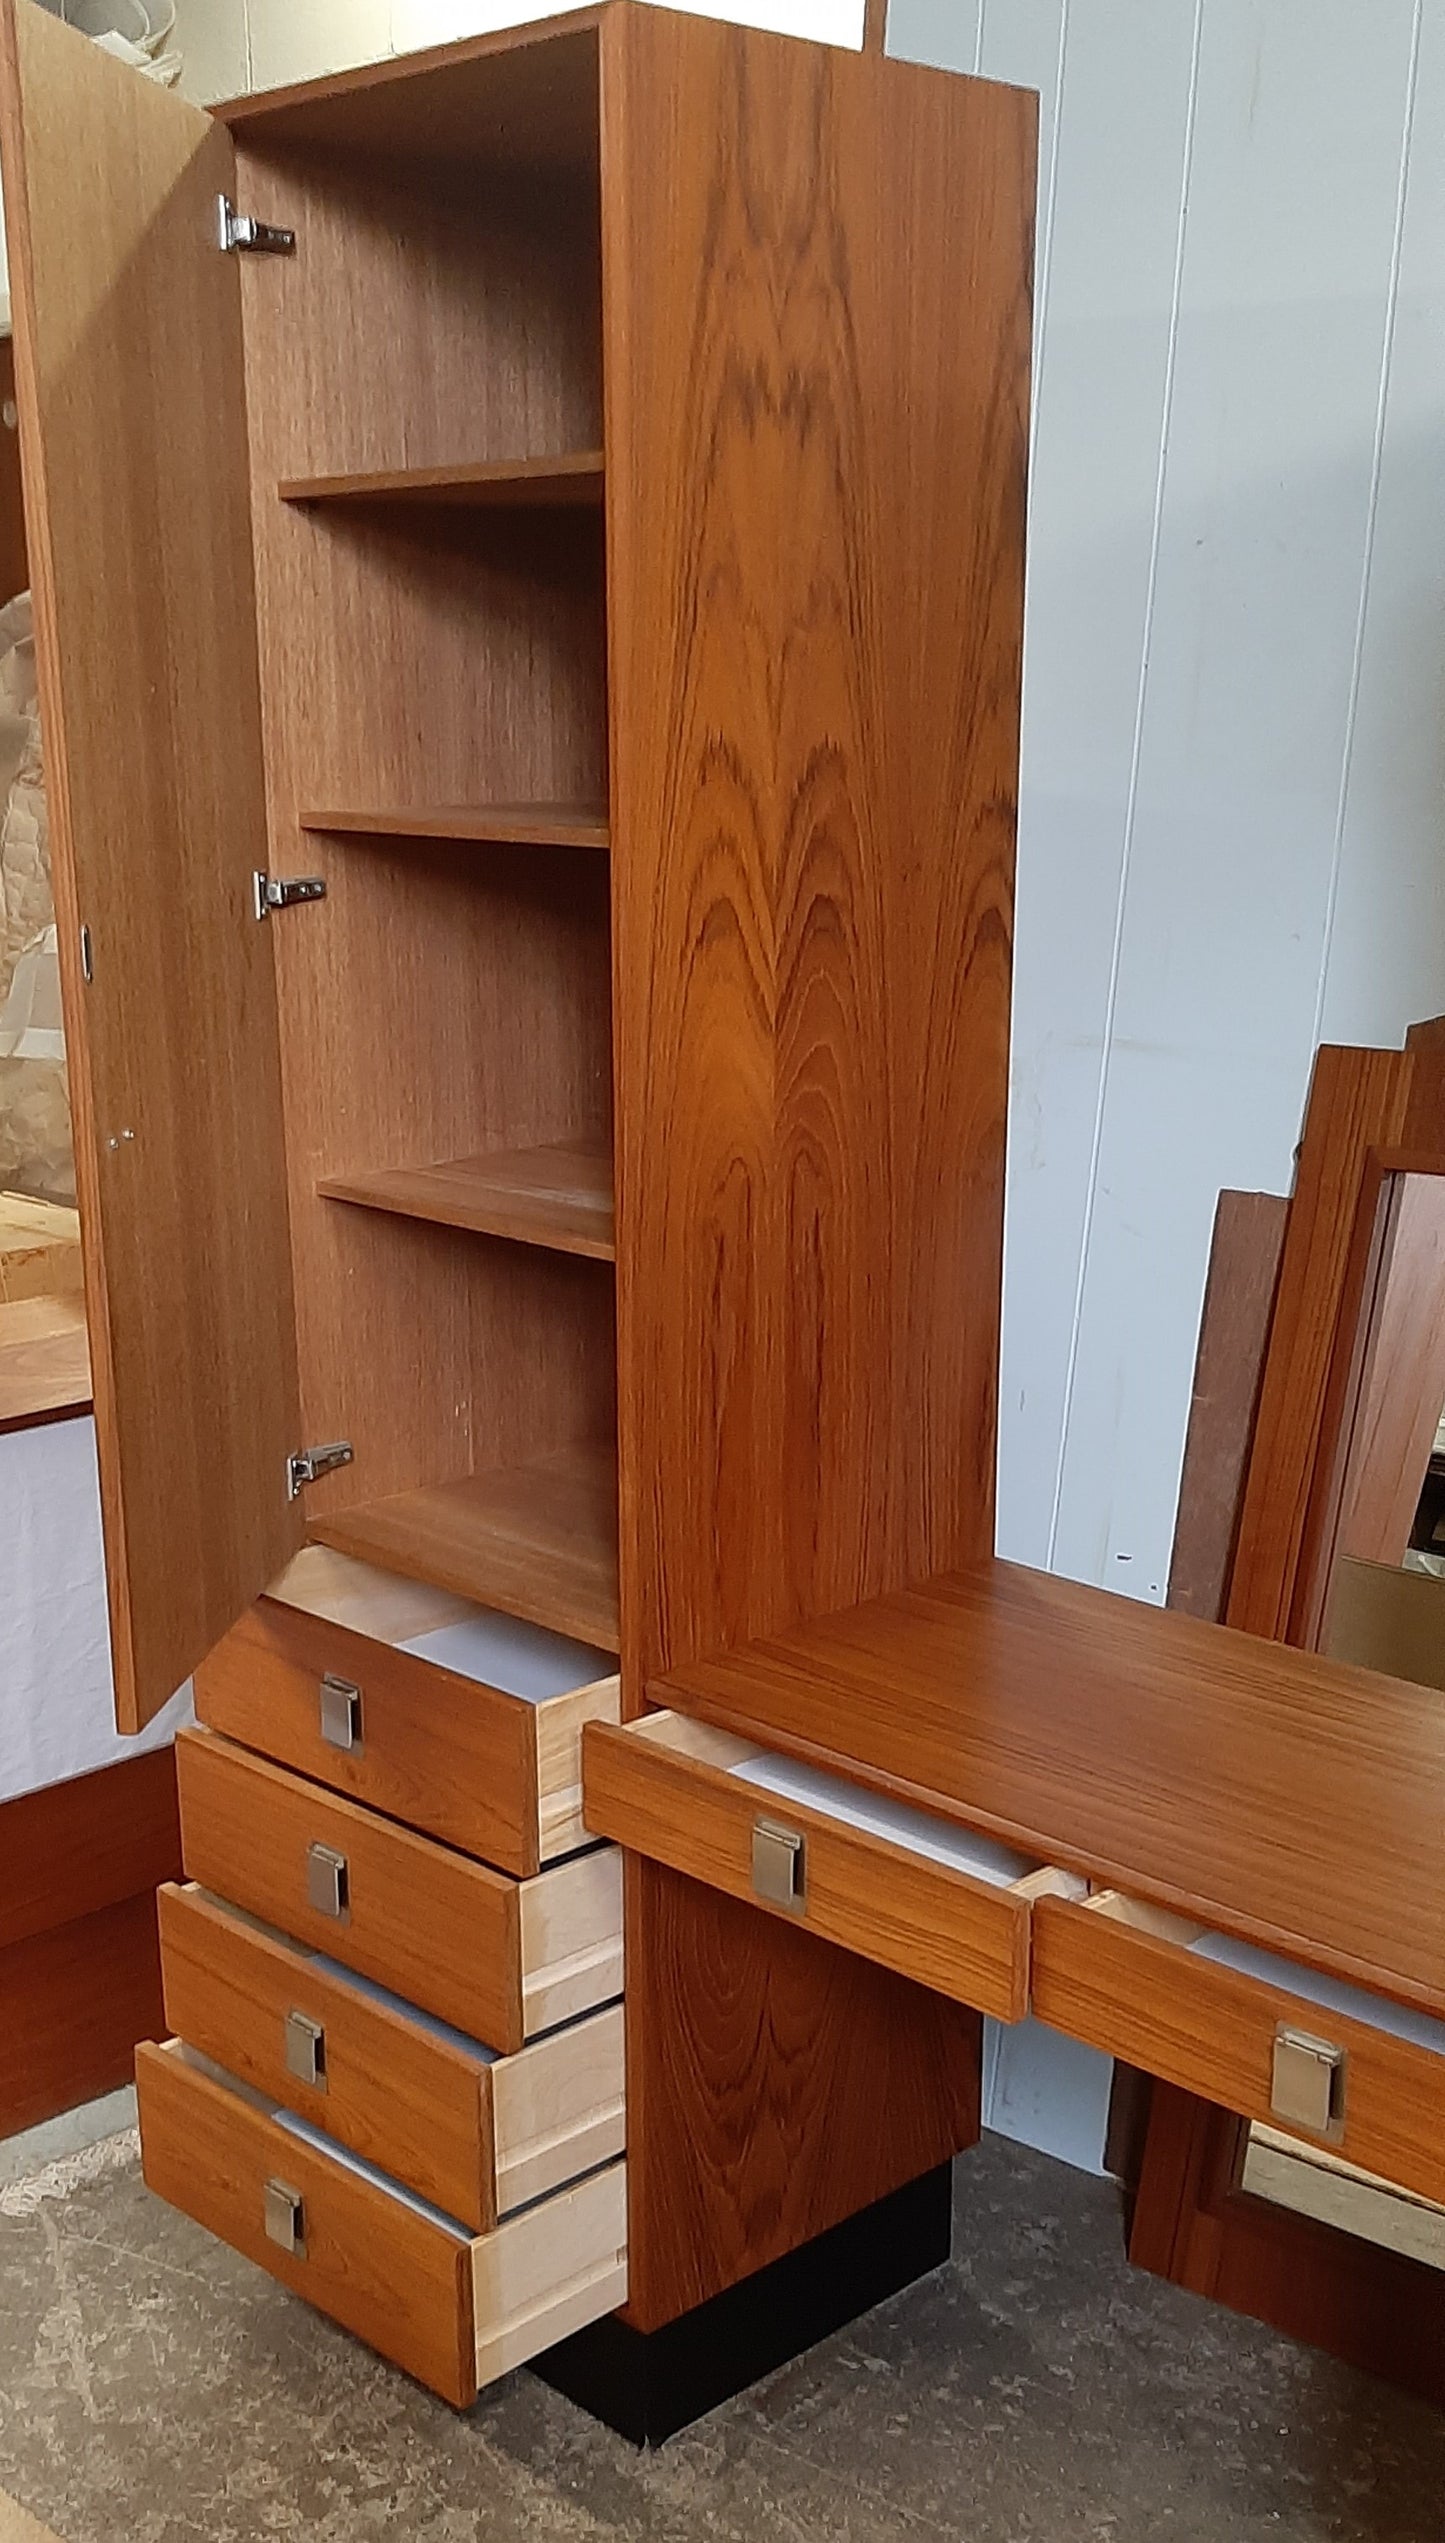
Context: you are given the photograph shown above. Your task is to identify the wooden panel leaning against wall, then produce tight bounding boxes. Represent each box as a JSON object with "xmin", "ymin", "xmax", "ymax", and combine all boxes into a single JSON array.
[
  {"xmin": 1130, "ymin": 1021, "xmax": 1445, "ymax": 2409},
  {"xmin": 0, "ymin": 1748, "xmax": 182, "ymax": 2138}
]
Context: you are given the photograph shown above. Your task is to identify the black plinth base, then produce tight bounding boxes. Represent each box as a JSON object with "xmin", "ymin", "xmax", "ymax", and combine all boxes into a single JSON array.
[{"xmin": 530, "ymin": 2161, "xmax": 953, "ymax": 2446}]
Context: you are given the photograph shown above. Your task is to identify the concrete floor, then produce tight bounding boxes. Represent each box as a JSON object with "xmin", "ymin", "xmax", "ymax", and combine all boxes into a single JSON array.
[{"xmin": 0, "ymin": 2127, "xmax": 1439, "ymax": 2543}]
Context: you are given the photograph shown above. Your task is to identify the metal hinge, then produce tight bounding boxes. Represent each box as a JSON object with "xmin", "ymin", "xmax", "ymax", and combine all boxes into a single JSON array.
[
  {"xmin": 254, "ymin": 872, "xmax": 326, "ymax": 921},
  {"xmin": 217, "ymin": 194, "xmax": 295, "ymax": 256},
  {"xmin": 287, "ymin": 1440, "xmax": 353, "ymax": 1498}
]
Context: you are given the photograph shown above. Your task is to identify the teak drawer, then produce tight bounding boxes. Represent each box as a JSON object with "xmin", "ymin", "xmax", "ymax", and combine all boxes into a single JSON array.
[
  {"xmin": 583, "ymin": 1711, "xmax": 1075, "ymax": 2021},
  {"xmin": 176, "ymin": 1727, "xmax": 623, "ymax": 2054},
  {"xmin": 196, "ymin": 1547, "xmax": 620, "ymax": 1877},
  {"xmin": 137, "ymin": 2041, "xmax": 628, "ymax": 2408},
  {"xmin": 1031, "ymin": 1891, "xmax": 1445, "ymax": 2207},
  {"xmin": 157, "ymin": 1883, "xmax": 625, "ymax": 2232}
]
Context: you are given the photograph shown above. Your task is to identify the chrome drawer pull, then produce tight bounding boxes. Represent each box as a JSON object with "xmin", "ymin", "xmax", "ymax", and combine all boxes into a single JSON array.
[
  {"xmin": 306, "ymin": 1840, "xmax": 349, "ymax": 1921},
  {"xmin": 319, "ymin": 1673, "xmax": 362, "ymax": 1754},
  {"xmin": 752, "ymin": 1816, "xmax": 806, "ymax": 1912},
  {"xmin": 263, "ymin": 2177, "xmax": 305, "ymax": 2257},
  {"xmin": 284, "ymin": 2008, "xmax": 327, "ymax": 2091},
  {"xmin": 1271, "ymin": 2025, "xmax": 1347, "ymax": 2141}
]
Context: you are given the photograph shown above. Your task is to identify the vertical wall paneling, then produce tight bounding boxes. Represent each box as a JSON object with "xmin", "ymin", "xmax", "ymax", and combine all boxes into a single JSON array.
[
  {"xmin": 981, "ymin": 0, "xmax": 1202, "ymax": 1572},
  {"xmin": 1318, "ymin": 5, "xmax": 1445, "ymax": 1049},
  {"xmin": 1047, "ymin": 0, "xmax": 1422, "ymax": 1602}
]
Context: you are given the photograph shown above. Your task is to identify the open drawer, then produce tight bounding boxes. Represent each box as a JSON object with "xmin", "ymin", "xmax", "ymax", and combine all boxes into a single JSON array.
[
  {"xmin": 158, "ymin": 1883, "xmax": 625, "ymax": 2233},
  {"xmin": 196, "ymin": 1545, "xmax": 620, "ymax": 1878},
  {"xmin": 177, "ymin": 1727, "xmax": 623, "ymax": 2054},
  {"xmin": 583, "ymin": 1711, "xmax": 1079, "ymax": 2021},
  {"xmin": 1031, "ymin": 1890, "xmax": 1445, "ymax": 2207},
  {"xmin": 137, "ymin": 2040, "xmax": 628, "ymax": 2408}
]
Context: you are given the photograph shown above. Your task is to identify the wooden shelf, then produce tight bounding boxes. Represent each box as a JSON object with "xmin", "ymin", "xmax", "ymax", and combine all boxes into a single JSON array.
[
  {"xmin": 318, "ymin": 1140, "xmax": 615, "ymax": 1261},
  {"xmin": 309, "ymin": 1442, "xmax": 619, "ymax": 1651},
  {"xmin": 300, "ymin": 803, "xmax": 609, "ymax": 850},
  {"xmin": 279, "ymin": 451, "xmax": 604, "ymax": 509}
]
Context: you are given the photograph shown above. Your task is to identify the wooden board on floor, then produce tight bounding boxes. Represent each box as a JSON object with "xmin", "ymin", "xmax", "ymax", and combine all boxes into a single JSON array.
[{"xmin": 0, "ymin": 1292, "xmax": 90, "ymax": 1432}]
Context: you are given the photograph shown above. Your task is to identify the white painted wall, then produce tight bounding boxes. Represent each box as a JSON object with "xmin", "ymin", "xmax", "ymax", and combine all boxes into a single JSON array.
[{"xmin": 38, "ymin": 0, "xmax": 1445, "ymax": 2159}]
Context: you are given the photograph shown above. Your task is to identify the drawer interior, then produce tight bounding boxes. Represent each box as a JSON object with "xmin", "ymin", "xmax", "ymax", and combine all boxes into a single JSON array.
[
  {"xmin": 1082, "ymin": 1891, "xmax": 1445, "ymax": 2057},
  {"xmin": 269, "ymin": 1542, "xmax": 621, "ymax": 1857}
]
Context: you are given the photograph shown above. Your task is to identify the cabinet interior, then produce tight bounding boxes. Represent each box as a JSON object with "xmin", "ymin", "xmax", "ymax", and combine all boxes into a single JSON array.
[{"xmin": 226, "ymin": 42, "xmax": 618, "ymax": 1651}]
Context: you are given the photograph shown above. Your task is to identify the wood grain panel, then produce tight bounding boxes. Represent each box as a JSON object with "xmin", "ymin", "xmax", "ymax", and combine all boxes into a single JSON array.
[
  {"xmin": 157, "ymin": 1883, "xmax": 494, "ymax": 2228},
  {"xmin": 652, "ymin": 1556, "xmax": 1445, "ymax": 2014},
  {"xmin": 604, "ymin": 12, "xmax": 1034, "ymax": 1687},
  {"xmin": 1227, "ymin": 1045, "xmax": 1413, "ymax": 1643},
  {"xmin": 0, "ymin": 1889, "xmax": 163, "ymax": 2137},
  {"xmin": 620, "ymin": 1856, "xmax": 980, "ymax": 2333},
  {"xmin": 175, "ymin": 1726, "xmax": 525, "ymax": 2050},
  {"xmin": 0, "ymin": 0, "xmax": 302, "ymax": 1728},
  {"xmin": 584, "ymin": 1712, "xmax": 1036, "ymax": 2020},
  {"xmin": 1334, "ymin": 1171, "xmax": 1445, "ymax": 1569},
  {"xmin": 0, "ymin": 1747, "xmax": 180, "ymax": 1950},
  {"xmin": 1167, "ymin": 1191, "xmax": 1288, "ymax": 1622},
  {"xmin": 136, "ymin": 2041, "xmax": 477, "ymax": 2407},
  {"xmin": 1032, "ymin": 1895, "xmax": 1445, "ymax": 2211},
  {"xmin": 194, "ymin": 1596, "xmax": 540, "ymax": 1876}
]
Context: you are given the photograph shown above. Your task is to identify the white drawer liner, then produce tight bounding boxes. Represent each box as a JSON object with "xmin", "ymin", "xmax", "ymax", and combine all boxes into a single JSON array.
[
  {"xmin": 728, "ymin": 1752, "xmax": 1041, "ymax": 1885},
  {"xmin": 1190, "ymin": 1931, "xmax": 1445, "ymax": 2057}
]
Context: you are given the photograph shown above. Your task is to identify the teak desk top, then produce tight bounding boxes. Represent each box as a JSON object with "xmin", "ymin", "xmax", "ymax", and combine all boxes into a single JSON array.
[{"xmin": 652, "ymin": 1560, "xmax": 1445, "ymax": 2016}]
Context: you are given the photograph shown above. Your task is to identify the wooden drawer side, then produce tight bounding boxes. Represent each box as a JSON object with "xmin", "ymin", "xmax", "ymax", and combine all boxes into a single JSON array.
[
  {"xmin": 493, "ymin": 1999, "xmax": 626, "ymax": 2213},
  {"xmin": 1032, "ymin": 1893, "xmax": 1445, "ymax": 2210},
  {"xmin": 472, "ymin": 2159, "xmax": 628, "ymax": 2386},
  {"xmin": 136, "ymin": 2039, "xmax": 477, "ymax": 2406},
  {"xmin": 175, "ymin": 1726, "xmax": 524, "ymax": 2051},
  {"xmin": 583, "ymin": 1712, "xmax": 1044, "ymax": 2021},
  {"xmin": 520, "ymin": 1845, "xmax": 624, "ymax": 2035}
]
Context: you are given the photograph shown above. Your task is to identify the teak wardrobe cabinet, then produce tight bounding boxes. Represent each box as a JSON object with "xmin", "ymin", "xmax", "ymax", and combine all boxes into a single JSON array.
[{"xmin": 0, "ymin": 0, "xmax": 1035, "ymax": 2414}]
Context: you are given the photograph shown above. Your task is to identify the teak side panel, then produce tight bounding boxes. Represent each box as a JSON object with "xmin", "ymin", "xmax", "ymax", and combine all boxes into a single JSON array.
[
  {"xmin": 620, "ymin": 1856, "xmax": 980, "ymax": 2333},
  {"xmin": 604, "ymin": 14, "xmax": 1034, "ymax": 1686},
  {"xmin": 0, "ymin": 0, "xmax": 301, "ymax": 1728}
]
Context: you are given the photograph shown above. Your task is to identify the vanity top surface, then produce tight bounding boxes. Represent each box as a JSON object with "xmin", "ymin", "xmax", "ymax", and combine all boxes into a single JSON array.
[{"xmin": 650, "ymin": 1558, "xmax": 1445, "ymax": 2014}]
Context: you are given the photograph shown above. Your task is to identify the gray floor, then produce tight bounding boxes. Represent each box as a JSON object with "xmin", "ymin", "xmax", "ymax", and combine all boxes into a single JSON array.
[{"xmin": 0, "ymin": 2127, "xmax": 1440, "ymax": 2543}]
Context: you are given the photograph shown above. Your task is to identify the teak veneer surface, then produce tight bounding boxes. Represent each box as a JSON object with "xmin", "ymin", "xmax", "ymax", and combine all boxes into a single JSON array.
[
  {"xmin": 0, "ymin": 0, "xmax": 302, "ymax": 1728},
  {"xmin": 216, "ymin": 11, "xmax": 602, "ymax": 172},
  {"xmin": 606, "ymin": 11, "xmax": 1033, "ymax": 1690},
  {"xmin": 653, "ymin": 1557, "xmax": 1445, "ymax": 2014},
  {"xmin": 318, "ymin": 1141, "xmax": 615, "ymax": 1260},
  {"xmin": 311, "ymin": 1444, "xmax": 620, "ymax": 1651},
  {"xmin": 280, "ymin": 453, "xmax": 604, "ymax": 508},
  {"xmin": 301, "ymin": 805, "xmax": 609, "ymax": 849}
]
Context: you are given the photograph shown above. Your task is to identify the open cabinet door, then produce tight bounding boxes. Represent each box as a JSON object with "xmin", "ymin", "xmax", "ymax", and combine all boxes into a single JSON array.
[{"xmin": 0, "ymin": 0, "xmax": 302, "ymax": 1731}]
